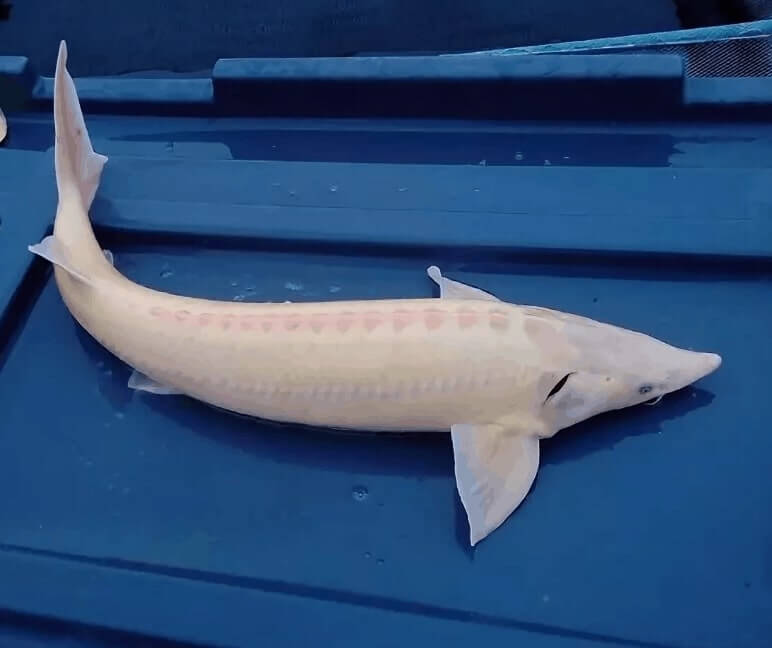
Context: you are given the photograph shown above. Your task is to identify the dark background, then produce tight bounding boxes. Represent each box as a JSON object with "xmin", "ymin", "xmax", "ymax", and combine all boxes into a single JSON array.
[{"xmin": 0, "ymin": 0, "xmax": 768, "ymax": 77}]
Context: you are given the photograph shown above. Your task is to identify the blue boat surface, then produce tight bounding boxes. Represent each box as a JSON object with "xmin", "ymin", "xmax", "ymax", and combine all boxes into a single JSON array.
[{"xmin": 0, "ymin": 51, "xmax": 770, "ymax": 647}]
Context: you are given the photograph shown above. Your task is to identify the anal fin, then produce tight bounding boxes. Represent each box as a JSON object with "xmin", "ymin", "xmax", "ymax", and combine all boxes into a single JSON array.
[
  {"xmin": 128, "ymin": 370, "xmax": 182, "ymax": 395},
  {"xmin": 451, "ymin": 422, "xmax": 540, "ymax": 545}
]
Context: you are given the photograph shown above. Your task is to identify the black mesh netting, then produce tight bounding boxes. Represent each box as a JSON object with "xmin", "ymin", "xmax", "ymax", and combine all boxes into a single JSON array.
[{"xmin": 625, "ymin": 34, "xmax": 772, "ymax": 77}]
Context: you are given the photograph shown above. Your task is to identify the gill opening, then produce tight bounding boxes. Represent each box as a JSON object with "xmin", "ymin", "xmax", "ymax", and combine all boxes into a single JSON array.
[{"xmin": 544, "ymin": 372, "xmax": 574, "ymax": 404}]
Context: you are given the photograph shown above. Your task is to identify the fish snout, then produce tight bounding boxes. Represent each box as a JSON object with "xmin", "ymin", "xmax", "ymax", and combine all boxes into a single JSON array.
[{"xmin": 667, "ymin": 350, "xmax": 722, "ymax": 394}]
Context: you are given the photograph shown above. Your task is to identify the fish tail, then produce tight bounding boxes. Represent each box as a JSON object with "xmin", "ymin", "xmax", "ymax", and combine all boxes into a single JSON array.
[
  {"xmin": 28, "ymin": 40, "xmax": 110, "ymax": 285},
  {"xmin": 52, "ymin": 40, "xmax": 108, "ymax": 212}
]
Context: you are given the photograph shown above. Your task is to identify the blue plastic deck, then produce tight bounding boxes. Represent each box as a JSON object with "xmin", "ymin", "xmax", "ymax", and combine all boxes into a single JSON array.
[{"xmin": 0, "ymin": 53, "xmax": 771, "ymax": 647}]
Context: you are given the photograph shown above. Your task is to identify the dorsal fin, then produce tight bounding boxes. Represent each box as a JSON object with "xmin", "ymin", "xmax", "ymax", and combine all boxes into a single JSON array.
[{"xmin": 427, "ymin": 266, "xmax": 501, "ymax": 301}]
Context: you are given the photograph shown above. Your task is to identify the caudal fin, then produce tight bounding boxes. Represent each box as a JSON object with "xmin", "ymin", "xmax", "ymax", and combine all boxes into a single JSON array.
[
  {"xmin": 28, "ymin": 41, "xmax": 109, "ymax": 284},
  {"xmin": 53, "ymin": 40, "xmax": 108, "ymax": 210}
]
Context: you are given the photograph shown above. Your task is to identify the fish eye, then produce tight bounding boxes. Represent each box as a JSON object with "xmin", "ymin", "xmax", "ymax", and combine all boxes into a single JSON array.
[
  {"xmin": 639, "ymin": 384, "xmax": 653, "ymax": 395},
  {"xmin": 545, "ymin": 373, "xmax": 573, "ymax": 403}
]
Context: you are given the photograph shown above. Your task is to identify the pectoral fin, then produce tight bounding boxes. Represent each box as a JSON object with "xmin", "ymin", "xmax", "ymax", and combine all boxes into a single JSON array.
[
  {"xmin": 451, "ymin": 423, "xmax": 540, "ymax": 545},
  {"xmin": 128, "ymin": 370, "xmax": 182, "ymax": 395},
  {"xmin": 427, "ymin": 266, "xmax": 500, "ymax": 301}
]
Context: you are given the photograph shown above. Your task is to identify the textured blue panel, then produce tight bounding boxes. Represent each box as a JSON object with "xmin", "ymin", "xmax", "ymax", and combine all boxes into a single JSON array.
[
  {"xmin": 82, "ymin": 157, "xmax": 772, "ymax": 258},
  {"xmin": 0, "ymin": 60, "xmax": 770, "ymax": 648}
]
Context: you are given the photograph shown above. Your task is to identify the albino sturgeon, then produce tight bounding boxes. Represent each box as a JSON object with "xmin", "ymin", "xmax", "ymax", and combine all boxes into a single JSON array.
[{"xmin": 29, "ymin": 42, "xmax": 721, "ymax": 545}]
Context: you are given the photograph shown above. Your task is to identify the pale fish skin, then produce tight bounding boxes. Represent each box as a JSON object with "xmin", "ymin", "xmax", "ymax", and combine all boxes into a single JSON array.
[
  {"xmin": 0, "ymin": 107, "xmax": 6, "ymax": 144},
  {"xmin": 29, "ymin": 41, "xmax": 722, "ymax": 546}
]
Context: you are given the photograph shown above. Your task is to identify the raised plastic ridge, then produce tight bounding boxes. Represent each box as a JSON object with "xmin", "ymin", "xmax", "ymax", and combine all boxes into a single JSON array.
[{"xmin": 0, "ymin": 51, "xmax": 769, "ymax": 120}]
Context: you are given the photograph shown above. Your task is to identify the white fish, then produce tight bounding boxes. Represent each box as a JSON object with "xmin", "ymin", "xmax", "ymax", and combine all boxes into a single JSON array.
[{"xmin": 29, "ymin": 42, "xmax": 722, "ymax": 545}]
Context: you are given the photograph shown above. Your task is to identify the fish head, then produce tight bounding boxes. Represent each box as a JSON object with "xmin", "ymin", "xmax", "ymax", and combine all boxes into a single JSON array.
[{"xmin": 527, "ymin": 308, "xmax": 722, "ymax": 433}]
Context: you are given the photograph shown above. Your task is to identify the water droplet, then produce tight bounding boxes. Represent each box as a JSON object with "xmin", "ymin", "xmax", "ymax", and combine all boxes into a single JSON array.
[
  {"xmin": 233, "ymin": 294, "xmax": 246, "ymax": 302},
  {"xmin": 478, "ymin": 159, "xmax": 487, "ymax": 166},
  {"xmin": 115, "ymin": 411, "xmax": 125, "ymax": 420},
  {"xmin": 376, "ymin": 558, "xmax": 385, "ymax": 566},
  {"xmin": 329, "ymin": 184, "xmax": 339, "ymax": 193},
  {"xmin": 329, "ymin": 285, "xmax": 342, "ymax": 294},
  {"xmin": 160, "ymin": 269, "xmax": 173, "ymax": 279},
  {"xmin": 364, "ymin": 552, "xmax": 372, "ymax": 559},
  {"xmin": 472, "ymin": 187, "xmax": 480, "ymax": 192},
  {"xmin": 245, "ymin": 285, "xmax": 257, "ymax": 293},
  {"xmin": 543, "ymin": 159, "xmax": 551, "ymax": 166},
  {"xmin": 271, "ymin": 144, "xmax": 277, "ymax": 150},
  {"xmin": 397, "ymin": 187, "xmax": 408, "ymax": 193},
  {"xmin": 288, "ymin": 190, "xmax": 297, "ymax": 197},
  {"xmin": 352, "ymin": 485, "xmax": 369, "ymax": 501},
  {"xmin": 542, "ymin": 594, "xmax": 550, "ymax": 603},
  {"xmin": 514, "ymin": 152, "xmax": 524, "ymax": 161},
  {"xmin": 231, "ymin": 280, "xmax": 239, "ymax": 287},
  {"xmin": 563, "ymin": 155, "xmax": 570, "ymax": 160},
  {"xmin": 284, "ymin": 281, "xmax": 303, "ymax": 291}
]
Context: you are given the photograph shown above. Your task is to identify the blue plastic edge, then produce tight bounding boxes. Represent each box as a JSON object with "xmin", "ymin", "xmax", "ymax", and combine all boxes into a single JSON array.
[
  {"xmin": 0, "ymin": 52, "xmax": 769, "ymax": 120},
  {"xmin": 0, "ymin": 546, "xmax": 605, "ymax": 648},
  {"xmin": 210, "ymin": 54, "xmax": 683, "ymax": 119},
  {"xmin": 30, "ymin": 76, "xmax": 215, "ymax": 117},
  {"xmin": 0, "ymin": 150, "xmax": 57, "ymax": 359},
  {"xmin": 451, "ymin": 18, "xmax": 772, "ymax": 56},
  {"xmin": 0, "ymin": 56, "xmax": 36, "ymax": 111}
]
